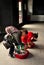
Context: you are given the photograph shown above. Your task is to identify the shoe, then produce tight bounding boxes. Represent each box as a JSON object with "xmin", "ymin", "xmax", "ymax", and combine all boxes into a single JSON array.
[
  {"xmin": 10, "ymin": 55, "xmax": 15, "ymax": 58},
  {"xmin": 9, "ymin": 54, "xmax": 15, "ymax": 58}
]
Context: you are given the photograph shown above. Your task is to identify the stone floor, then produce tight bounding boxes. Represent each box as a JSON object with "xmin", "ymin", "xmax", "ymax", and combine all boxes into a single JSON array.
[{"xmin": 0, "ymin": 23, "xmax": 44, "ymax": 65}]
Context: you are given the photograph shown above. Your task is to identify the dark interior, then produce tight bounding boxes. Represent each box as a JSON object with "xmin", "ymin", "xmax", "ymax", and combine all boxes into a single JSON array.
[
  {"xmin": 33, "ymin": 0, "xmax": 44, "ymax": 15},
  {"xmin": 0, "ymin": 0, "xmax": 44, "ymax": 42}
]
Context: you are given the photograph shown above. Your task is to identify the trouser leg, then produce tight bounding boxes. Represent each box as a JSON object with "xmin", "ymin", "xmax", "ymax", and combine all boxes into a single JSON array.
[{"xmin": 9, "ymin": 44, "xmax": 14, "ymax": 56}]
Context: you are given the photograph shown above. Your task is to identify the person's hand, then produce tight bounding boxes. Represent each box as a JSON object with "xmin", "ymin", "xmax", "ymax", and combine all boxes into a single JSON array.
[{"xmin": 31, "ymin": 37, "xmax": 34, "ymax": 40}]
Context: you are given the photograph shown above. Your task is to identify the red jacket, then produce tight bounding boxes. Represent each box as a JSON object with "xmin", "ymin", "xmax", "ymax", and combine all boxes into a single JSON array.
[
  {"xmin": 21, "ymin": 32, "xmax": 34, "ymax": 44},
  {"xmin": 27, "ymin": 32, "xmax": 34, "ymax": 42},
  {"xmin": 21, "ymin": 34, "xmax": 28, "ymax": 44}
]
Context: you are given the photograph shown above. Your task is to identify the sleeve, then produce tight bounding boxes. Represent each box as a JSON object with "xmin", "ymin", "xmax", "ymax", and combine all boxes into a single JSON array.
[
  {"xmin": 27, "ymin": 37, "xmax": 31, "ymax": 43},
  {"xmin": 4, "ymin": 34, "xmax": 8, "ymax": 41}
]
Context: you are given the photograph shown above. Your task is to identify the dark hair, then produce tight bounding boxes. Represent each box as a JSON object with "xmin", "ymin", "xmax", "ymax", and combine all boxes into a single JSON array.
[
  {"xmin": 33, "ymin": 33, "xmax": 38, "ymax": 38},
  {"xmin": 21, "ymin": 29, "xmax": 28, "ymax": 34}
]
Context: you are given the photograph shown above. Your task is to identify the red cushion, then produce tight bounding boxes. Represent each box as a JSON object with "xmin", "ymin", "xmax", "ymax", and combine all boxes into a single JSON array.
[{"xmin": 15, "ymin": 50, "xmax": 29, "ymax": 59}]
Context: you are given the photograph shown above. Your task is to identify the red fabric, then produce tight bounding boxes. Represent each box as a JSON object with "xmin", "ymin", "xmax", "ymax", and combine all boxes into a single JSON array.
[
  {"xmin": 28, "ymin": 32, "xmax": 33, "ymax": 38},
  {"xmin": 21, "ymin": 32, "xmax": 34, "ymax": 44},
  {"xmin": 27, "ymin": 32, "xmax": 34, "ymax": 42},
  {"xmin": 21, "ymin": 35, "xmax": 28, "ymax": 44},
  {"xmin": 31, "ymin": 43, "xmax": 35, "ymax": 48}
]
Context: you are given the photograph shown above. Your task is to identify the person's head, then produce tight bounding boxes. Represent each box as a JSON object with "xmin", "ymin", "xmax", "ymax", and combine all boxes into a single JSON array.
[
  {"xmin": 5, "ymin": 26, "xmax": 18, "ymax": 34},
  {"xmin": 21, "ymin": 29, "xmax": 28, "ymax": 36}
]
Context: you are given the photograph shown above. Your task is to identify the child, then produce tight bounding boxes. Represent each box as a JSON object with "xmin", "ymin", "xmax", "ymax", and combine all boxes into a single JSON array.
[
  {"xmin": 4, "ymin": 26, "xmax": 25, "ymax": 56},
  {"xmin": 21, "ymin": 29, "xmax": 38, "ymax": 50},
  {"xmin": 4, "ymin": 34, "xmax": 15, "ymax": 58}
]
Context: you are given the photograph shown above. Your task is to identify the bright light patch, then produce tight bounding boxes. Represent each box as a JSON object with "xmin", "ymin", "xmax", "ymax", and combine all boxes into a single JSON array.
[{"xmin": 19, "ymin": 2, "xmax": 22, "ymax": 11}]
